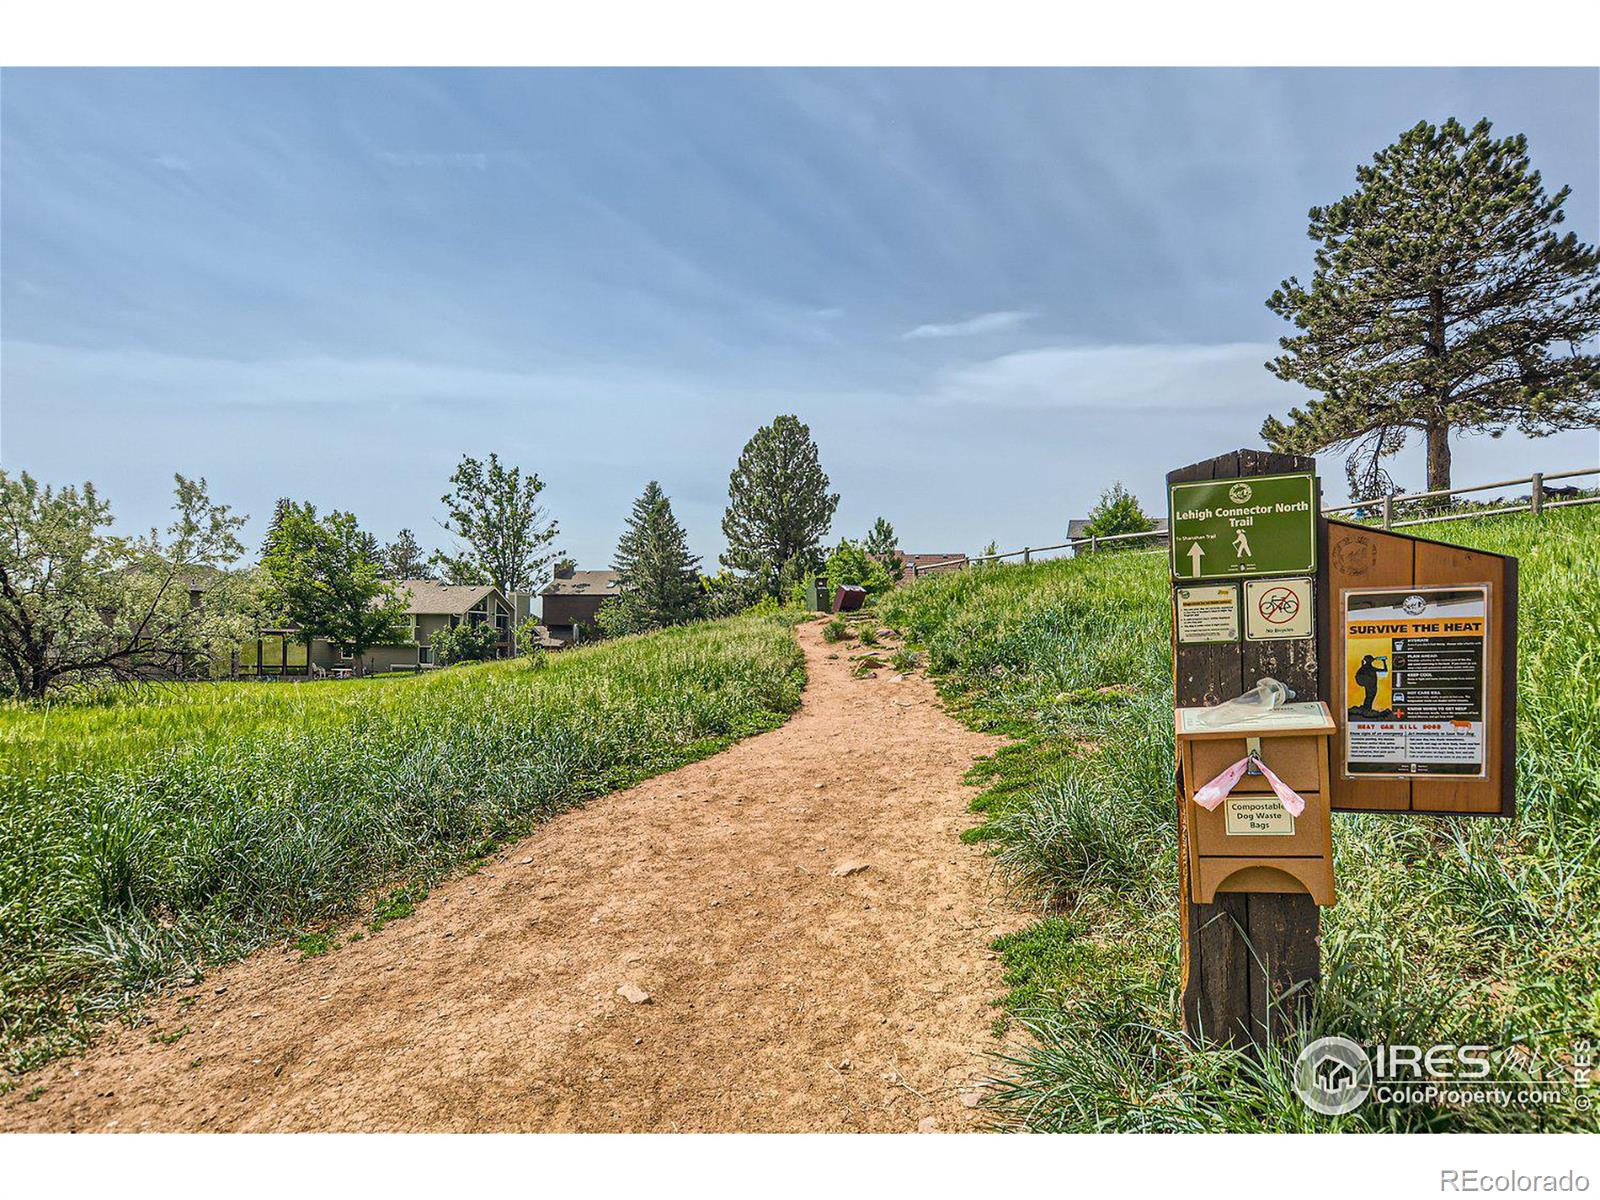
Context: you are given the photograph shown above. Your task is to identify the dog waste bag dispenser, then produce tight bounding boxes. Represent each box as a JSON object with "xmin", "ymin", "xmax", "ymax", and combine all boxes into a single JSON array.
[{"xmin": 1177, "ymin": 699, "xmax": 1336, "ymax": 906}]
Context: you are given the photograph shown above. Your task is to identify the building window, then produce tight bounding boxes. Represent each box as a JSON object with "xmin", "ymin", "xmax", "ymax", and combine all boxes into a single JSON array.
[
  {"xmin": 418, "ymin": 644, "xmax": 432, "ymax": 665},
  {"xmin": 338, "ymin": 645, "xmax": 353, "ymax": 661}
]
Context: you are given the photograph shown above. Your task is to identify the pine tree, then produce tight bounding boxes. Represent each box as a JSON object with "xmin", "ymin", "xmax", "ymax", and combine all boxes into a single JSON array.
[
  {"xmin": 602, "ymin": 481, "xmax": 702, "ymax": 635},
  {"xmin": 260, "ymin": 496, "xmax": 293, "ymax": 559},
  {"xmin": 1263, "ymin": 118, "xmax": 1599, "ymax": 495},
  {"xmin": 719, "ymin": 415, "xmax": 839, "ymax": 597},
  {"xmin": 863, "ymin": 516, "xmax": 903, "ymax": 581},
  {"xmin": 384, "ymin": 528, "xmax": 433, "ymax": 580}
]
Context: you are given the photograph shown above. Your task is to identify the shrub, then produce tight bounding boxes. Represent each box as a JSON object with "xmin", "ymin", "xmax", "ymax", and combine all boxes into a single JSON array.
[
  {"xmin": 825, "ymin": 539, "xmax": 892, "ymax": 601},
  {"xmin": 822, "ymin": 618, "xmax": 849, "ymax": 643},
  {"xmin": 429, "ymin": 620, "xmax": 500, "ymax": 666}
]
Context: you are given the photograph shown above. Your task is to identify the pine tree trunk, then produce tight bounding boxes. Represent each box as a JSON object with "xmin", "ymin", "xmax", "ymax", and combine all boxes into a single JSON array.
[{"xmin": 1426, "ymin": 421, "xmax": 1453, "ymax": 494}]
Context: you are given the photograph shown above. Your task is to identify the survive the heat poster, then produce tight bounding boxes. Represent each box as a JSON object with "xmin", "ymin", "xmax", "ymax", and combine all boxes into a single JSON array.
[{"xmin": 1342, "ymin": 585, "xmax": 1489, "ymax": 778}]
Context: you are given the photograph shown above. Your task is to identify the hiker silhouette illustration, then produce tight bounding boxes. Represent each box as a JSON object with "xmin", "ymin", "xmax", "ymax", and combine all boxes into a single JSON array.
[
  {"xmin": 1354, "ymin": 654, "xmax": 1388, "ymax": 710},
  {"xmin": 1232, "ymin": 529, "xmax": 1252, "ymax": 557}
]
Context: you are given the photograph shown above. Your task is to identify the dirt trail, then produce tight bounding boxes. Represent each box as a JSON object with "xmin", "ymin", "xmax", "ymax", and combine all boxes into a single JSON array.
[{"xmin": 4, "ymin": 619, "xmax": 1020, "ymax": 1132}]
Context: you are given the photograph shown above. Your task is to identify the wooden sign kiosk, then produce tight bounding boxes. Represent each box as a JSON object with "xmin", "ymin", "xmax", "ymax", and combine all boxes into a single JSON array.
[{"xmin": 1169, "ymin": 448, "xmax": 1518, "ymax": 1050}]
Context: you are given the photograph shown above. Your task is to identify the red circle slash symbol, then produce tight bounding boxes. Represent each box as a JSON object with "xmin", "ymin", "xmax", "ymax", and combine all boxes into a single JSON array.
[{"xmin": 1259, "ymin": 586, "xmax": 1300, "ymax": 625}]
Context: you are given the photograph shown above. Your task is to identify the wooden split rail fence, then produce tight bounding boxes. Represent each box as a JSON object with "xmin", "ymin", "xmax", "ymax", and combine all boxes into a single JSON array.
[{"xmin": 906, "ymin": 464, "xmax": 1598, "ymax": 577}]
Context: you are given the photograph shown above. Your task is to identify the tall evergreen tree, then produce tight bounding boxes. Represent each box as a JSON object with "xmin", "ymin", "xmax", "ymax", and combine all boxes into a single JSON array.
[
  {"xmin": 1263, "ymin": 118, "xmax": 1599, "ymax": 496},
  {"xmin": 434, "ymin": 453, "xmax": 559, "ymax": 594},
  {"xmin": 260, "ymin": 496, "xmax": 293, "ymax": 559},
  {"xmin": 384, "ymin": 528, "xmax": 433, "ymax": 580},
  {"xmin": 863, "ymin": 516, "xmax": 903, "ymax": 581},
  {"xmin": 719, "ymin": 414, "xmax": 839, "ymax": 597},
  {"xmin": 600, "ymin": 481, "xmax": 702, "ymax": 635}
]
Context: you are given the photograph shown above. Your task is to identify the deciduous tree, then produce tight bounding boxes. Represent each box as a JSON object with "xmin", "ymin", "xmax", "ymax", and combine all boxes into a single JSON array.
[
  {"xmin": 1263, "ymin": 118, "xmax": 1599, "ymax": 495},
  {"xmin": 260, "ymin": 503, "xmax": 407, "ymax": 675},
  {"xmin": 1080, "ymin": 482, "xmax": 1158, "ymax": 541},
  {"xmin": 863, "ymin": 516, "xmax": 903, "ymax": 582},
  {"xmin": 434, "ymin": 453, "xmax": 560, "ymax": 594},
  {"xmin": 0, "ymin": 471, "xmax": 249, "ymax": 697}
]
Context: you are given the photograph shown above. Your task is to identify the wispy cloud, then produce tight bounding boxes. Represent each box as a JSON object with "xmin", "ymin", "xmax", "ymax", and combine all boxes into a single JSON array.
[
  {"xmin": 903, "ymin": 310, "xmax": 1035, "ymax": 340},
  {"xmin": 927, "ymin": 341, "xmax": 1294, "ymax": 412}
]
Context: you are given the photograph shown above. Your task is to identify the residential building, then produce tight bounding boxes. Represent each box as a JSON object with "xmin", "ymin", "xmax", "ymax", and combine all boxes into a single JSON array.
[{"xmin": 539, "ymin": 566, "xmax": 621, "ymax": 645}]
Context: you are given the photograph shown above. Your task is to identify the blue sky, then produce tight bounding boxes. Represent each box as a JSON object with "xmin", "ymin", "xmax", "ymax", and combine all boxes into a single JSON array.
[{"xmin": 3, "ymin": 68, "xmax": 1596, "ymax": 570}]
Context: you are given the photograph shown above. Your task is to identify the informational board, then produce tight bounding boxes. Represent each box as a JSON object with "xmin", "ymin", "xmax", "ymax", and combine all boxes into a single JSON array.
[
  {"xmin": 1342, "ymin": 585, "xmax": 1488, "ymax": 779},
  {"xmin": 1168, "ymin": 471, "xmax": 1317, "ymax": 580},
  {"xmin": 1324, "ymin": 521, "xmax": 1516, "ymax": 817},
  {"xmin": 1244, "ymin": 577, "xmax": 1313, "ymax": 641},
  {"xmin": 1175, "ymin": 584, "xmax": 1240, "ymax": 644}
]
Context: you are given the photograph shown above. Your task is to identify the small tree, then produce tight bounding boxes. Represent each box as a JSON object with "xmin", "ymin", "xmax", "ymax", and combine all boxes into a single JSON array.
[
  {"xmin": 384, "ymin": 528, "xmax": 433, "ymax": 580},
  {"xmin": 0, "ymin": 471, "xmax": 249, "ymax": 697},
  {"xmin": 260, "ymin": 503, "xmax": 408, "ymax": 675},
  {"xmin": 825, "ymin": 539, "xmax": 892, "ymax": 601},
  {"xmin": 720, "ymin": 415, "xmax": 839, "ymax": 597},
  {"xmin": 604, "ymin": 481, "xmax": 702, "ymax": 636},
  {"xmin": 1263, "ymin": 118, "xmax": 1600, "ymax": 495},
  {"xmin": 430, "ymin": 619, "xmax": 500, "ymax": 666},
  {"xmin": 1080, "ymin": 482, "xmax": 1158, "ymax": 542},
  {"xmin": 698, "ymin": 568, "xmax": 764, "ymax": 620},
  {"xmin": 434, "ymin": 453, "xmax": 560, "ymax": 594},
  {"xmin": 863, "ymin": 516, "xmax": 904, "ymax": 582}
]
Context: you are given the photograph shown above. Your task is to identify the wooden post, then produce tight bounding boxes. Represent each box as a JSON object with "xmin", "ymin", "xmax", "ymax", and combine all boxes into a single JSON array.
[
  {"xmin": 1381, "ymin": 489, "xmax": 1394, "ymax": 529},
  {"xmin": 1024, "ymin": 547, "xmax": 1032, "ymax": 564},
  {"xmin": 1530, "ymin": 472, "xmax": 1544, "ymax": 516},
  {"xmin": 1171, "ymin": 449, "xmax": 1322, "ymax": 1048}
]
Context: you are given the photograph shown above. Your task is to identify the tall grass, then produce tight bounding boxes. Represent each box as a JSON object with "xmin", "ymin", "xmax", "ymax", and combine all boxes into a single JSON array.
[
  {"xmin": 882, "ymin": 508, "xmax": 1599, "ymax": 1132},
  {"xmin": 0, "ymin": 613, "xmax": 803, "ymax": 1083}
]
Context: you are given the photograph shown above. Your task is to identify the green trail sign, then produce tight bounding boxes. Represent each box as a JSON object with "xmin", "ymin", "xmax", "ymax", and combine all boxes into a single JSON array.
[{"xmin": 1168, "ymin": 471, "xmax": 1317, "ymax": 580}]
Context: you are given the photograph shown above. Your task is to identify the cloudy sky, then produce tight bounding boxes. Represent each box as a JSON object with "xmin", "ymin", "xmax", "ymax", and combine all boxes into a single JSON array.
[{"xmin": 2, "ymin": 68, "xmax": 1596, "ymax": 568}]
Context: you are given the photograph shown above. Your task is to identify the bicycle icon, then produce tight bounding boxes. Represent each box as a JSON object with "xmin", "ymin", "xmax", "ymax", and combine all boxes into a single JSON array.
[{"xmin": 1258, "ymin": 586, "xmax": 1301, "ymax": 625}]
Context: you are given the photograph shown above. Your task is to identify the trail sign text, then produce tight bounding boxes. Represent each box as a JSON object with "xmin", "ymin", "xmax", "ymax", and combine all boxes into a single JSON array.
[{"xmin": 1168, "ymin": 472, "xmax": 1317, "ymax": 580}]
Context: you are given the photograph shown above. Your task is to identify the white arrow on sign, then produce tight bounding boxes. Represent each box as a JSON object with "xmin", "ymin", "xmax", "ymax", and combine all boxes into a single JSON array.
[{"xmin": 1187, "ymin": 542, "xmax": 1204, "ymax": 577}]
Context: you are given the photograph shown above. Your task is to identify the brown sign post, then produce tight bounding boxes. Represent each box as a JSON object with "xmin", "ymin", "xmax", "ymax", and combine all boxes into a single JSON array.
[{"xmin": 1170, "ymin": 448, "xmax": 1519, "ymax": 1049}]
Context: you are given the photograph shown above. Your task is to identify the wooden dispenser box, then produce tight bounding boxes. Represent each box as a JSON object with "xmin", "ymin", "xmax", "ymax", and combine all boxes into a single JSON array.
[{"xmin": 1177, "ymin": 702, "xmax": 1337, "ymax": 906}]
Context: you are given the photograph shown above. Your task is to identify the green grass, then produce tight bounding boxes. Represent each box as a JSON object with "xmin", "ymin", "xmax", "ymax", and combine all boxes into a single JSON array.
[
  {"xmin": 0, "ymin": 612, "xmax": 804, "ymax": 1085},
  {"xmin": 882, "ymin": 507, "xmax": 1600, "ymax": 1132}
]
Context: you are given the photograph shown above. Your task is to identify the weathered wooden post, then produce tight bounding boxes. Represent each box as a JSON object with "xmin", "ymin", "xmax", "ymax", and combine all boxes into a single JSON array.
[
  {"xmin": 1530, "ymin": 472, "xmax": 1544, "ymax": 516},
  {"xmin": 1169, "ymin": 449, "xmax": 1323, "ymax": 1047}
]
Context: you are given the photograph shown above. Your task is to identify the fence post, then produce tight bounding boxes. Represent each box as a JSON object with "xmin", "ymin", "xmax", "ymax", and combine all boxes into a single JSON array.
[
  {"xmin": 910, "ymin": 561, "xmax": 918, "ymax": 579},
  {"xmin": 1530, "ymin": 472, "xmax": 1544, "ymax": 516},
  {"xmin": 1090, "ymin": 535, "xmax": 1099, "ymax": 554},
  {"xmin": 1024, "ymin": 547, "xmax": 1032, "ymax": 565},
  {"xmin": 1381, "ymin": 489, "xmax": 1394, "ymax": 530}
]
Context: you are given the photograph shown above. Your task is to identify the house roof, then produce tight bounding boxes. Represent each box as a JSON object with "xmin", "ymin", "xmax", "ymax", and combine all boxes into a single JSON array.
[
  {"xmin": 392, "ymin": 579, "xmax": 506, "ymax": 616},
  {"xmin": 899, "ymin": 552, "xmax": 967, "ymax": 573},
  {"xmin": 542, "ymin": 570, "xmax": 621, "ymax": 597}
]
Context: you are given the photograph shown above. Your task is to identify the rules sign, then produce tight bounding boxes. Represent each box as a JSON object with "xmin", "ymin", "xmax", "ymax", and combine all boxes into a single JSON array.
[{"xmin": 1168, "ymin": 472, "xmax": 1317, "ymax": 580}]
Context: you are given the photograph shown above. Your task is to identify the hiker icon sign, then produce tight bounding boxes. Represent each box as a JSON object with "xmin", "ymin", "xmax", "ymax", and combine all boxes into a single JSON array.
[{"xmin": 1168, "ymin": 471, "xmax": 1317, "ymax": 580}]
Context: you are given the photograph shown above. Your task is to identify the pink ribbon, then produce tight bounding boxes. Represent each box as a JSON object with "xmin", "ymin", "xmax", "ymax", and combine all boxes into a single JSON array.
[{"xmin": 1193, "ymin": 755, "xmax": 1305, "ymax": 817}]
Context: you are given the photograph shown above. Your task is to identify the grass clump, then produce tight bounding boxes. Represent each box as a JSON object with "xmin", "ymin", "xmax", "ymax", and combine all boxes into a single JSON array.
[
  {"xmin": 0, "ymin": 611, "xmax": 803, "ymax": 1085},
  {"xmin": 882, "ymin": 507, "xmax": 1600, "ymax": 1132},
  {"xmin": 822, "ymin": 618, "xmax": 849, "ymax": 644}
]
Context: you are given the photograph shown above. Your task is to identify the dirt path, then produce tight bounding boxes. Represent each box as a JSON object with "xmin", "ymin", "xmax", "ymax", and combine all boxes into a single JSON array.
[{"xmin": 3, "ymin": 619, "xmax": 1020, "ymax": 1132}]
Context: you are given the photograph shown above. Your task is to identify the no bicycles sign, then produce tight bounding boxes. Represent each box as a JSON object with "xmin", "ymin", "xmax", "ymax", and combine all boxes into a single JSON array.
[{"xmin": 1244, "ymin": 577, "xmax": 1313, "ymax": 641}]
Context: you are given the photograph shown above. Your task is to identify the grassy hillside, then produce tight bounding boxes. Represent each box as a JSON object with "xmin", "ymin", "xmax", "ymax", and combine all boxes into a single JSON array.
[
  {"xmin": 0, "ymin": 613, "xmax": 804, "ymax": 1083},
  {"xmin": 882, "ymin": 507, "xmax": 1599, "ymax": 1132}
]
